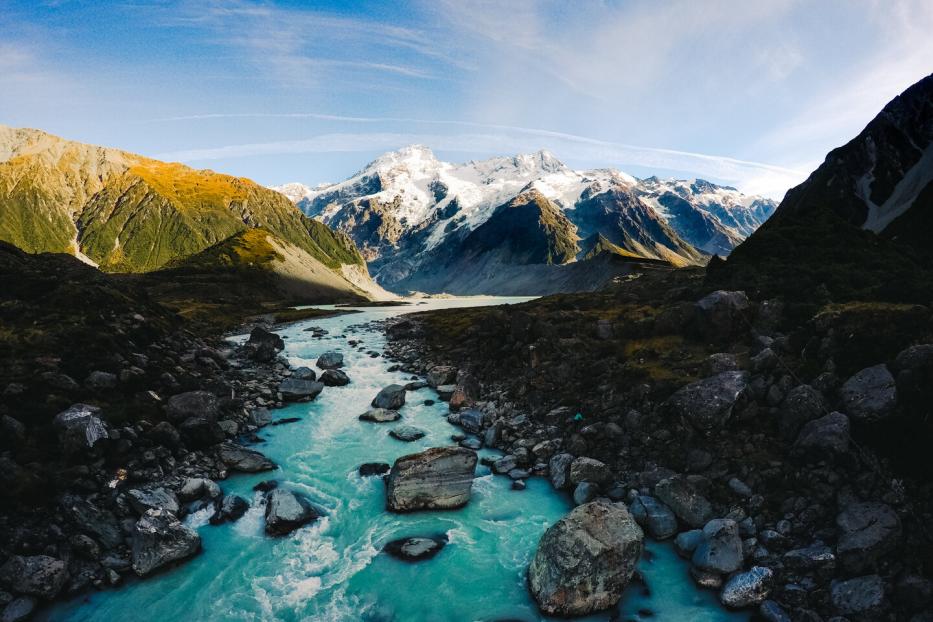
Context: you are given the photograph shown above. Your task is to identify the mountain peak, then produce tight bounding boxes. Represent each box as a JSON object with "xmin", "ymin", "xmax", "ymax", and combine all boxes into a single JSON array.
[{"xmin": 368, "ymin": 144, "xmax": 438, "ymax": 171}]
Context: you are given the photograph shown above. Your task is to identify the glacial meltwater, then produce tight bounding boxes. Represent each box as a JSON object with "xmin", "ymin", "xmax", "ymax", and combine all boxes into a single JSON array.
[{"xmin": 42, "ymin": 299, "xmax": 749, "ymax": 622}]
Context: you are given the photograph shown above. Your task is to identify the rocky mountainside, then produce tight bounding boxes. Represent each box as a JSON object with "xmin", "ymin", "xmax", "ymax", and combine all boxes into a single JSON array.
[
  {"xmin": 274, "ymin": 146, "xmax": 775, "ymax": 294},
  {"xmin": 713, "ymin": 73, "xmax": 933, "ymax": 303},
  {"xmin": 0, "ymin": 125, "xmax": 382, "ymax": 302}
]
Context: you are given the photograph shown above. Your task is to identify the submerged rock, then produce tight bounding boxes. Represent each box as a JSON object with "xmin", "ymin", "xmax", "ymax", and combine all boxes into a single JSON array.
[
  {"xmin": 386, "ymin": 446, "xmax": 477, "ymax": 512},
  {"xmin": 528, "ymin": 501, "xmax": 644, "ymax": 616},
  {"xmin": 382, "ymin": 534, "xmax": 448, "ymax": 561},
  {"xmin": 264, "ymin": 488, "xmax": 319, "ymax": 536},
  {"xmin": 131, "ymin": 510, "xmax": 201, "ymax": 576},
  {"xmin": 359, "ymin": 462, "xmax": 391, "ymax": 477},
  {"xmin": 372, "ymin": 384, "xmax": 406, "ymax": 410},
  {"xmin": 389, "ymin": 425, "xmax": 426, "ymax": 442}
]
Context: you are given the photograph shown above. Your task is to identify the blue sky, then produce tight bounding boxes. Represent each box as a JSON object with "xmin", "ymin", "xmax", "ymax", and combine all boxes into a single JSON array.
[{"xmin": 2, "ymin": 0, "xmax": 931, "ymax": 199}]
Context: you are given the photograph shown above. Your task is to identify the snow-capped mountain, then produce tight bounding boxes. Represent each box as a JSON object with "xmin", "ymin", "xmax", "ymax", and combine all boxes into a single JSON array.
[{"xmin": 273, "ymin": 146, "xmax": 776, "ymax": 294}]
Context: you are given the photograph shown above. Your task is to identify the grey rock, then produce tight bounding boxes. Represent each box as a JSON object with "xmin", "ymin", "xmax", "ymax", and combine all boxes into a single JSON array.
[
  {"xmin": 131, "ymin": 510, "xmax": 200, "ymax": 576},
  {"xmin": 493, "ymin": 455, "xmax": 519, "ymax": 475},
  {"xmin": 383, "ymin": 535, "xmax": 447, "ymax": 561},
  {"xmin": 166, "ymin": 391, "xmax": 219, "ymax": 423},
  {"xmin": 841, "ymin": 364, "xmax": 897, "ymax": 423},
  {"xmin": 569, "ymin": 457, "xmax": 611, "ymax": 485},
  {"xmin": 427, "ymin": 365, "xmax": 457, "ymax": 388},
  {"xmin": 435, "ymin": 384, "xmax": 456, "ymax": 401},
  {"xmin": 779, "ymin": 384, "xmax": 827, "ymax": 439},
  {"xmin": 278, "ymin": 378, "xmax": 324, "ymax": 402},
  {"xmin": 837, "ymin": 502, "xmax": 901, "ymax": 573},
  {"xmin": 320, "ymin": 369, "xmax": 350, "ymax": 387},
  {"xmin": 751, "ymin": 348, "xmax": 778, "ymax": 373},
  {"xmin": 831, "ymin": 575, "xmax": 886, "ymax": 618},
  {"xmin": 720, "ymin": 566, "xmax": 773, "ymax": 608},
  {"xmin": 784, "ymin": 543, "xmax": 836, "ymax": 571},
  {"xmin": 359, "ymin": 408, "xmax": 400, "ymax": 423},
  {"xmin": 217, "ymin": 443, "xmax": 276, "ymax": 472},
  {"xmin": 177, "ymin": 477, "xmax": 221, "ymax": 502},
  {"xmin": 210, "ymin": 495, "xmax": 249, "ymax": 525},
  {"xmin": 458, "ymin": 408, "xmax": 483, "ymax": 434},
  {"xmin": 459, "ymin": 436, "xmax": 482, "ymax": 450},
  {"xmin": 695, "ymin": 290, "xmax": 750, "ymax": 341},
  {"xmin": 316, "ymin": 352, "xmax": 344, "ymax": 370},
  {"xmin": 127, "ymin": 486, "xmax": 180, "ymax": 515},
  {"xmin": 665, "ymin": 372, "xmax": 749, "ymax": 430},
  {"xmin": 655, "ymin": 476, "xmax": 714, "ymax": 528},
  {"xmin": 759, "ymin": 600, "xmax": 792, "ymax": 622},
  {"xmin": 630, "ymin": 495, "xmax": 678, "ymax": 539},
  {"xmin": 692, "ymin": 518, "xmax": 743, "ymax": 574},
  {"xmin": 0, "ymin": 555, "xmax": 68, "ymax": 599},
  {"xmin": 528, "ymin": 501, "xmax": 644, "ymax": 616},
  {"xmin": 264, "ymin": 488, "xmax": 318, "ymax": 536},
  {"xmin": 359, "ymin": 462, "xmax": 390, "ymax": 476},
  {"xmin": 372, "ymin": 384, "xmax": 406, "ymax": 410},
  {"xmin": 389, "ymin": 425, "xmax": 426, "ymax": 442},
  {"xmin": 728, "ymin": 478, "xmax": 753, "ymax": 498},
  {"xmin": 386, "ymin": 447, "xmax": 477, "ymax": 512},
  {"xmin": 793, "ymin": 412, "xmax": 850, "ymax": 461},
  {"xmin": 702, "ymin": 353, "xmax": 739, "ymax": 376},
  {"xmin": 573, "ymin": 482, "xmax": 599, "ymax": 505},
  {"xmin": 291, "ymin": 366, "xmax": 317, "ymax": 381},
  {"xmin": 62, "ymin": 496, "xmax": 124, "ymax": 548},
  {"xmin": 52, "ymin": 403, "xmax": 109, "ymax": 454},
  {"xmin": 549, "ymin": 453, "xmax": 574, "ymax": 490}
]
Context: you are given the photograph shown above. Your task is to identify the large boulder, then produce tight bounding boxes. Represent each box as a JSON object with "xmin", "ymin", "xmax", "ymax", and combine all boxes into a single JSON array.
[
  {"xmin": 721, "ymin": 566, "xmax": 773, "ymax": 608},
  {"xmin": 779, "ymin": 385, "xmax": 828, "ymax": 440},
  {"xmin": 131, "ymin": 510, "xmax": 201, "ymax": 576},
  {"xmin": 372, "ymin": 384, "xmax": 406, "ymax": 410},
  {"xmin": 127, "ymin": 486, "xmax": 181, "ymax": 515},
  {"xmin": 320, "ymin": 369, "xmax": 350, "ymax": 387},
  {"xmin": 52, "ymin": 404, "xmax": 109, "ymax": 455},
  {"xmin": 217, "ymin": 443, "xmax": 276, "ymax": 472},
  {"xmin": 629, "ymin": 495, "xmax": 678, "ymax": 539},
  {"xmin": 840, "ymin": 364, "xmax": 897, "ymax": 423},
  {"xmin": 692, "ymin": 518, "xmax": 744, "ymax": 574},
  {"xmin": 0, "ymin": 555, "xmax": 68, "ymax": 599},
  {"xmin": 278, "ymin": 378, "xmax": 324, "ymax": 402},
  {"xmin": 458, "ymin": 408, "xmax": 484, "ymax": 434},
  {"xmin": 264, "ymin": 488, "xmax": 319, "ymax": 536},
  {"xmin": 665, "ymin": 372, "xmax": 749, "ymax": 430},
  {"xmin": 166, "ymin": 391, "xmax": 219, "ymax": 423},
  {"xmin": 316, "ymin": 351, "xmax": 344, "ymax": 370},
  {"xmin": 655, "ymin": 476, "xmax": 714, "ymax": 528},
  {"xmin": 389, "ymin": 425, "xmax": 426, "ymax": 442},
  {"xmin": 386, "ymin": 447, "xmax": 477, "ymax": 512},
  {"xmin": 836, "ymin": 502, "xmax": 901, "ymax": 572},
  {"xmin": 427, "ymin": 366, "xmax": 457, "ymax": 388},
  {"xmin": 793, "ymin": 412, "xmax": 850, "ymax": 461},
  {"xmin": 569, "ymin": 457, "xmax": 612, "ymax": 486},
  {"xmin": 694, "ymin": 290, "xmax": 750, "ymax": 341},
  {"xmin": 528, "ymin": 501, "xmax": 644, "ymax": 616}
]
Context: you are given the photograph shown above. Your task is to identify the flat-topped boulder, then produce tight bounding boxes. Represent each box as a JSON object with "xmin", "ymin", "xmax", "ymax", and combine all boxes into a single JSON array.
[
  {"xmin": 359, "ymin": 408, "xmax": 400, "ymax": 423},
  {"xmin": 278, "ymin": 378, "xmax": 324, "ymax": 402},
  {"xmin": 389, "ymin": 425, "xmax": 426, "ymax": 442},
  {"xmin": 372, "ymin": 384, "xmax": 406, "ymax": 410},
  {"xmin": 320, "ymin": 369, "xmax": 350, "ymax": 386},
  {"xmin": 386, "ymin": 446, "xmax": 477, "ymax": 512},
  {"xmin": 217, "ymin": 443, "xmax": 276, "ymax": 472},
  {"xmin": 529, "ymin": 500, "xmax": 644, "ymax": 616},
  {"xmin": 383, "ymin": 534, "xmax": 448, "ymax": 561},
  {"xmin": 664, "ymin": 372, "xmax": 749, "ymax": 430}
]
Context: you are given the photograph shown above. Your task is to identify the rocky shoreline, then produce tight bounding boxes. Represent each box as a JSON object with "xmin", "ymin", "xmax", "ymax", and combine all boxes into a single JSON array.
[
  {"xmin": 382, "ymin": 279, "xmax": 933, "ymax": 621},
  {"xmin": 0, "ymin": 311, "xmax": 347, "ymax": 620}
]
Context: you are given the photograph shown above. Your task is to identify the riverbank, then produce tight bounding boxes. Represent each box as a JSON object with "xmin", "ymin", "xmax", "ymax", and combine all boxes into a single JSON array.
[{"xmin": 383, "ymin": 269, "xmax": 933, "ymax": 621}]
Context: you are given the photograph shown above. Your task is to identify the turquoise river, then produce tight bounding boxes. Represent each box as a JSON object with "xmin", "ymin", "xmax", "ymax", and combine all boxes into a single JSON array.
[{"xmin": 42, "ymin": 298, "xmax": 749, "ymax": 622}]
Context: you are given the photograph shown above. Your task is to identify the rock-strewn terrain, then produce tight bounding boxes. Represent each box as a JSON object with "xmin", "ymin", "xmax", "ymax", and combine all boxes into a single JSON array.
[{"xmin": 384, "ymin": 267, "xmax": 933, "ymax": 620}]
